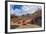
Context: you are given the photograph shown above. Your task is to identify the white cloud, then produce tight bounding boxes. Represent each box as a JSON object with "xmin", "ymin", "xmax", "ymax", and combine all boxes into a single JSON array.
[
  {"xmin": 10, "ymin": 5, "xmax": 41, "ymax": 16},
  {"xmin": 22, "ymin": 5, "xmax": 30, "ymax": 12},
  {"xmin": 10, "ymin": 8, "xmax": 23, "ymax": 16},
  {"xmin": 10, "ymin": 9, "xmax": 15, "ymax": 14},
  {"xmin": 21, "ymin": 5, "xmax": 40, "ymax": 15}
]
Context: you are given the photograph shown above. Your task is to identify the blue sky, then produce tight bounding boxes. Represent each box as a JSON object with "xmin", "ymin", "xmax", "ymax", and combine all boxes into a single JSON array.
[
  {"xmin": 10, "ymin": 5, "xmax": 22, "ymax": 10},
  {"xmin": 10, "ymin": 5, "xmax": 22, "ymax": 16},
  {"xmin": 10, "ymin": 5, "xmax": 41, "ymax": 16}
]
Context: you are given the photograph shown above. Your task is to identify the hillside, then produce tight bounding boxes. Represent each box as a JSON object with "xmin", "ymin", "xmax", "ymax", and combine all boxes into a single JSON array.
[{"xmin": 10, "ymin": 9, "xmax": 42, "ymax": 29}]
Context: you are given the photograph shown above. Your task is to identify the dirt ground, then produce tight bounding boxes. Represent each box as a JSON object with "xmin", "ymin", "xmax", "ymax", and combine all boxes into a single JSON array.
[{"xmin": 10, "ymin": 22, "xmax": 40, "ymax": 29}]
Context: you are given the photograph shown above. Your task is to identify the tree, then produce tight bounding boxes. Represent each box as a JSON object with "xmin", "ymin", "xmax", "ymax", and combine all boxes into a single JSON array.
[{"xmin": 11, "ymin": 14, "xmax": 17, "ymax": 18}]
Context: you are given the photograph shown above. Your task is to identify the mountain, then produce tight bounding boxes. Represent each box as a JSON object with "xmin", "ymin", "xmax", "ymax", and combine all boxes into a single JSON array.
[
  {"xmin": 30, "ymin": 9, "xmax": 42, "ymax": 26},
  {"xmin": 10, "ymin": 8, "xmax": 42, "ymax": 27}
]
